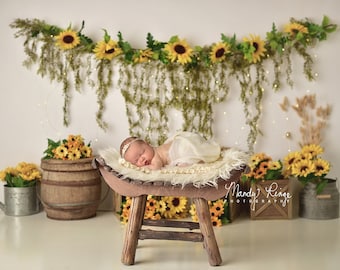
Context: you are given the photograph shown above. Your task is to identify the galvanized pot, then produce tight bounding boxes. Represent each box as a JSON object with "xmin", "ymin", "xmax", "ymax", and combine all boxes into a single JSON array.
[
  {"xmin": 299, "ymin": 179, "xmax": 339, "ymax": 219},
  {"xmin": 0, "ymin": 185, "xmax": 40, "ymax": 216}
]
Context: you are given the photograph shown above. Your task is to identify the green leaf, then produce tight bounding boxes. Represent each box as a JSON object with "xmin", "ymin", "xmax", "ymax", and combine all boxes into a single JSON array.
[
  {"xmin": 103, "ymin": 29, "xmax": 111, "ymax": 43},
  {"xmin": 168, "ymin": 35, "xmax": 179, "ymax": 43},
  {"xmin": 316, "ymin": 179, "xmax": 328, "ymax": 194}
]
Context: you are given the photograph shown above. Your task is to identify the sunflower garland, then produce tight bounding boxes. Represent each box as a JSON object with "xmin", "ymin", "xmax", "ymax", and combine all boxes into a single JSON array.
[{"xmin": 10, "ymin": 16, "xmax": 337, "ymax": 148}]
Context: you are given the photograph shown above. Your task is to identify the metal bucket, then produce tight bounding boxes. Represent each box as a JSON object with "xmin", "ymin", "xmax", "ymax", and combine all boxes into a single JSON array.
[
  {"xmin": 0, "ymin": 185, "xmax": 40, "ymax": 216},
  {"xmin": 299, "ymin": 179, "xmax": 339, "ymax": 219}
]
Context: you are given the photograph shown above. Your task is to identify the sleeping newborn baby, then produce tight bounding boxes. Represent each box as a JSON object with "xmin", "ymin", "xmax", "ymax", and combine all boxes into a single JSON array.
[{"xmin": 120, "ymin": 131, "xmax": 221, "ymax": 170}]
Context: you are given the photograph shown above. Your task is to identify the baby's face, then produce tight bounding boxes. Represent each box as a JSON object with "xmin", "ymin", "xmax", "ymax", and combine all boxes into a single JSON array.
[{"xmin": 124, "ymin": 141, "xmax": 155, "ymax": 167}]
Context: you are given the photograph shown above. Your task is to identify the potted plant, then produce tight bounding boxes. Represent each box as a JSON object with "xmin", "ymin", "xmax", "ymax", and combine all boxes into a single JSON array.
[
  {"xmin": 40, "ymin": 134, "xmax": 102, "ymax": 220},
  {"xmin": 241, "ymin": 152, "xmax": 292, "ymax": 219},
  {"xmin": 0, "ymin": 162, "xmax": 41, "ymax": 216},
  {"xmin": 283, "ymin": 144, "xmax": 339, "ymax": 219}
]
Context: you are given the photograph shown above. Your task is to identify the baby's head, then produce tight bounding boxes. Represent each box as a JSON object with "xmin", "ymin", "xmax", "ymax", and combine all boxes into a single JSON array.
[{"xmin": 120, "ymin": 137, "xmax": 155, "ymax": 167}]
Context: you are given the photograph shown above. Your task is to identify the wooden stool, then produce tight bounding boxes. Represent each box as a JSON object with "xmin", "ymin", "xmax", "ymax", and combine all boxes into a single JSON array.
[{"xmin": 94, "ymin": 158, "xmax": 243, "ymax": 266}]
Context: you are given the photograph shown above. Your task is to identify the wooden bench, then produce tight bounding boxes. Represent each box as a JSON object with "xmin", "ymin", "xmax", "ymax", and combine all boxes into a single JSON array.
[{"xmin": 93, "ymin": 157, "xmax": 244, "ymax": 266}]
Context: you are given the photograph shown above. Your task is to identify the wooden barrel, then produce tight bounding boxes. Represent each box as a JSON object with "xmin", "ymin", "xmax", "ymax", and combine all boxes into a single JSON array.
[
  {"xmin": 299, "ymin": 178, "xmax": 339, "ymax": 219},
  {"xmin": 40, "ymin": 158, "xmax": 101, "ymax": 220}
]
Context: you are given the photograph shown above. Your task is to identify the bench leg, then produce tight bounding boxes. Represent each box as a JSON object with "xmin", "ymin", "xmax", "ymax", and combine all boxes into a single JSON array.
[
  {"xmin": 121, "ymin": 195, "xmax": 147, "ymax": 265},
  {"xmin": 193, "ymin": 198, "xmax": 222, "ymax": 266}
]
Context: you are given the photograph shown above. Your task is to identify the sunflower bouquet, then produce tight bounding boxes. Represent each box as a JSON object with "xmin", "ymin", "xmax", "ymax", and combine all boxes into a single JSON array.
[
  {"xmin": 0, "ymin": 162, "xmax": 41, "ymax": 187},
  {"xmin": 43, "ymin": 134, "xmax": 92, "ymax": 160},
  {"xmin": 241, "ymin": 152, "xmax": 283, "ymax": 183},
  {"xmin": 120, "ymin": 196, "xmax": 188, "ymax": 224},
  {"xmin": 283, "ymin": 144, "xmax": 331, "ymax": 194}
]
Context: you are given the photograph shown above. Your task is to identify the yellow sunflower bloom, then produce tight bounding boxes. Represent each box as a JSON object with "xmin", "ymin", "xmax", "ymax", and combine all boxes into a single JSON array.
[
  {"xmin": 54, "ymin": 145, "xmax": 68, "ymax": 159},
  {"xmin": 283, "ymin": 151, "xmax": 300, "ymax": 171},
  {"xmin": 164, "ymin": 39, "xmax": 193, "ymax": 65},
  {"xmin": 93, "ymin": 39, "xmax": 122, "ymax": 60},
  {"xmin": 81, "ymin": 145, "xmax": 92, "ymax": 158},
  {"xmin": 292, "ymin": 159, "xmax": 315, "ymax": 178},
  {"xmin": 189, "ymin": 204, "xmax": 198, "ymax": 222},
  {"xmin": 67, "ymin": 149, "xmax": 82, "ymax": 160},
  {"xmin": 162, "ymin": 205, "xmax": 177, "ymax": 219},
  {"xmin": 301, "ymin": 144, "xmax": 323, "ymax": 158},
  {"xmin": 284, "ymin": 22, "xmax": 308, "ymax": 36},
  {"xmin": 243, "ymin": 34, "xmax": 267, "ymax": 63},
  {"xmin": 133, "ymin": 49, "xmax": 153, "ymax": 63},
  {"xmin": 120, "ymin": 215, "xmax": 129, "ymax": 224},
  {"xmin": 211, "ymin": 216, "xmax": 222, "ymax": 227},
  {"xmin": 164, "ymin": 196, "xmax": 187, "ymax": 213},
  {"xmin": 250, "ymin": 153, "xmax": 271, "ymax": 167},
  {"xmin": 210, "ymin": 42, "xmax": 230, "ymax": 63},
  {"xmin": 157, "ymin": 200, "xmax": 167, "ymax": 215},
  {"xmin": 55, "ymin": 29, "xmax": 80, "ymax": 50},
  {"xmin": 254, "ymin": 167, "xmax": 266, "ymax": 179},
  {"xmin": 210, "ymin": 200, "xmax": 225, "ymax": 217},
  {"xmin": 314, "ymin": 158, "xmax": 330, "ymax": 176},
  {"xmin": 146, "ymin": 197, "xmax": 159, "ymax": 213},
  {"xmin": 269, "ymin": 161, "xmax": 282, "ymax": 170},
  {"xmin": 259, "ymin": 161, "xmax": 270, "ymax": 171}
]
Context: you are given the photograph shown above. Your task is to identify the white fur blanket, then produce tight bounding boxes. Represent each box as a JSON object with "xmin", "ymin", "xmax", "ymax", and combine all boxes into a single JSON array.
[{"xmin": 98, "ymin": 148, "xmax": 248, "ymax": 188}]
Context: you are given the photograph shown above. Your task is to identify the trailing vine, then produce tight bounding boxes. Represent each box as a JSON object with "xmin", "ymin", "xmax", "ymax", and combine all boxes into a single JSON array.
[{"xmin": 9, "ymin": 16, "xmax": 337, "ymax": 149}]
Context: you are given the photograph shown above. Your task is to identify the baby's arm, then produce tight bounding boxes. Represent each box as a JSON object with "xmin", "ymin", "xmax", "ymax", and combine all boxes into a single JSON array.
[{"xmin": 145, "ymin": 153, "xmax": 164, "ymax": 170}]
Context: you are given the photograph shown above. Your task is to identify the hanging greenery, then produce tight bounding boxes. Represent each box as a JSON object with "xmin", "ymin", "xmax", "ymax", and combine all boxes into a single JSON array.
[{"xmin": 10, "ymin": 16, "xmax": 336, "ymax": 149}]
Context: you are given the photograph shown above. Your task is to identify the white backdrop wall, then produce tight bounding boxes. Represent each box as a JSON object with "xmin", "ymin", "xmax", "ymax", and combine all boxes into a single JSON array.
[{"xmin": 1, "ymin": 0, "xmax": 339, "ymax": 202}]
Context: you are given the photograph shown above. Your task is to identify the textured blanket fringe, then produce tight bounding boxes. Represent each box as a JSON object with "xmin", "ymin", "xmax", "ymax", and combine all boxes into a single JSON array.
[{"xmin": 98, "ymin": 147, "xmax": 249, "ymax": 188}]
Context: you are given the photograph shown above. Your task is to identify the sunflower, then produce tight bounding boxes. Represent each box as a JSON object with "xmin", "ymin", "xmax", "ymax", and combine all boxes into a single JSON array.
[
  {"xmin": 211, "ymin": 216, "xmax": 222, "ymax": 227},
  {"xmin": 120, "ymin": 215, "xmax": 129, "ymax": 224},
  {"xmin": 145, "ymin": 197, "xmax": 159, "ymax": 213},
  {"xmin": 164, "ymin": 38, "xmax": 193, "ymax": 65},
  {"xmin": 269, "ymin": 161, "xmax": 282, "ymax": 170},
  {"xmin": 189, "ymin": 204, "xmax": 198, "ymax": 222},
  {"xmin": 53, "ymin": 145, "xmax": 68, "ymax": 159},
  {"xmin": 284, "ymin": 22, "xmax": 308, "ymax": 37},
  {"xmin": 210, "ymin": 200, "xmax": 225, "ymax": 217},
  {"xmin": 67, "ymin": 149, "xmax": 82, "ymax": 160},
  {"xmin": 162, "ymin": 204, "xmax": 177, "ymax": 219},
  {"xmin": 314, "ymin": 158, "xmax": 330, "ymax": 176},
  {"xmin": 250, "ymin": 153, "xmax": 271, "ymax": 167},
  {"xmin": 144, "ymin": 208, "xmax": 156, "ymax": 219},
  {"xmin": 259, "ymin": 161, "xmax": 270, "ymax": 171},
  {"xmin": 254, "ymin": 167, "xmax": 266, "ymax": 179},
  {"xmin": 133, "ymin": 48, "xmax": 154, "ymax": 63},
  {"xmin": 301, "ymin": 144, "xmax": 323, "ymax": 158},
  {"xmin": 243, "ymin": 34, "xmax": 267, "ymax": 63},
  {"xmin": 292, "ymin": 159, "xmax": 315, "ymax": 178},
  {"xmin": 157, "ymin": 199, "xmax": 167, "ymax": 215},
  {"xmin": 163, "ymin": 196, "xmax": 187, "ymax": 214},
  {"xmin": 93, "ymin": 39, "xmax": 122, "ymax": 60},
  {"xmin": 81, "ymin": 145, "xmax": 92, "ymax": 158},
  {"xmin": 55, "ymin": 29, "xmax": 80, "ymax": 50},
  {"xmin": 120, "ymin": 197, "xmax": 132, "ymax": 223},
  {"xmin": 67, "ymin": 134, "xmax": 84, "ymax": 147},
  {"xmin": 210, "ymin": 42, "xmax": 230, "ymax": 63},
  {"xmin": 283, "ymin": 151, "xmax": 300, "ymax": 171},
  {"xmin": 16, "ymin": 162, "xmax": 41, "ymax": 181}
]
